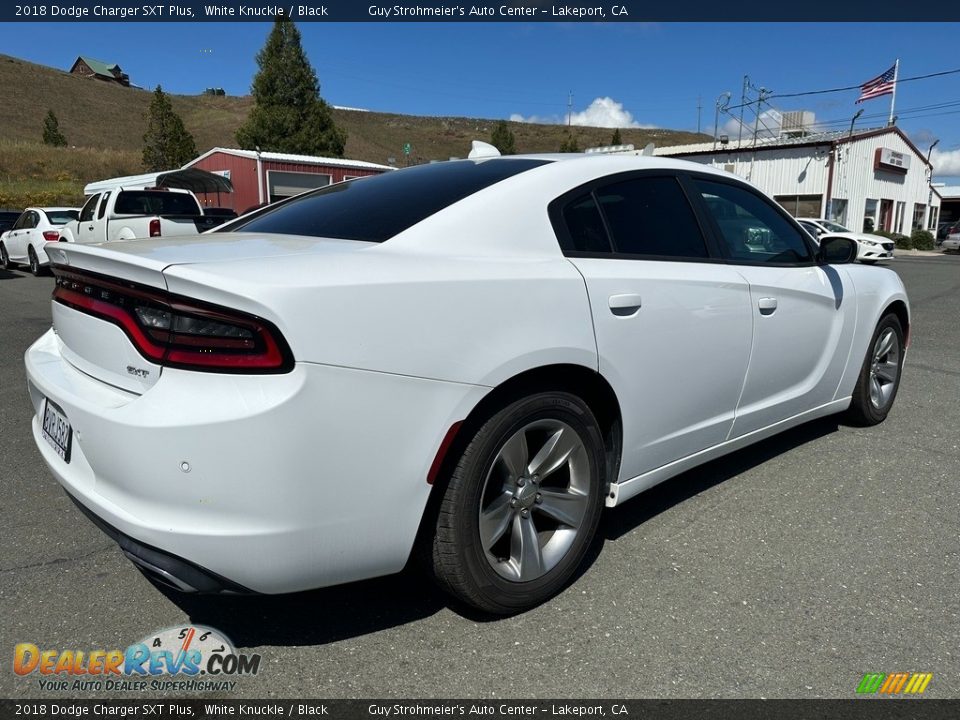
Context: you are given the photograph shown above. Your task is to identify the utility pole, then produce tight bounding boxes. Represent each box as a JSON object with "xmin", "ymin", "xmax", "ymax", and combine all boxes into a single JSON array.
[
  {"xmin": 567, "ymin": 91, "xmax": 573, "ymax": 127},
  {"xmin": 752, "ymin": 87, "xmax": 770, "ymax": 148},
  {"xmin": 697, "ymin": 96, "xmax": 702, "ymax": 134},
  {"xmin": 713, "ymin": 92, "xmax": 731, "ymax": 150},
  {"xmin": 738, "ymin": 75, "xmax": 749, "ymax": 146}
]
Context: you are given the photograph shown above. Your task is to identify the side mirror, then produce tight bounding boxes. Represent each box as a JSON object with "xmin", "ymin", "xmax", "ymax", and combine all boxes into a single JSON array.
[{"xmin": 818, "ymin": 235, "xmax": 858, "ymax": 264}]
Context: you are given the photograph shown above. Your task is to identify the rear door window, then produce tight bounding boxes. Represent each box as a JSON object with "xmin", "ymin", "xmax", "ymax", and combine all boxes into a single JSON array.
[{"xmin": 595, "ymin": 176, "xmax": 709, "ymax": 259}]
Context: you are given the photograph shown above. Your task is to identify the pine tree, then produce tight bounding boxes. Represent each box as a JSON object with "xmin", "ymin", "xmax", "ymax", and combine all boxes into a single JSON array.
[
  {"xmin": 490, "ymin": 120, "xmax": 516, "ymax": 155},
  {"xmin": 559, "ymin": 133, "xmax": 580, "ymax": 153},
  {"xmin": 610, "ymin": 128, "xmax": 622, "ymax": 145},
  {"xmin": 42, "ymin": 110, "xmax": 67, "ymax": 147},
  {"xmin": 142, "ymin": 86, "xmax": 197, "ymax": 171},
  {"xmin": 236, "ymin": 17, "xmax": 346, "ymax": 157}
]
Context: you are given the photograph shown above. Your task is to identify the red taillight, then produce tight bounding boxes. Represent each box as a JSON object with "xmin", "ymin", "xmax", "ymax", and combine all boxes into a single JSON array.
[
  {"xmin": 51, "ymin": 268, "xmax": 293, "ymax": 373},
  {"xmin": 43, "ymin": 230, "xmax": 60, "ymax": 242},
  {"xmin": 149, "ymin": 218, "xmax": 161, "ymax": 237}
]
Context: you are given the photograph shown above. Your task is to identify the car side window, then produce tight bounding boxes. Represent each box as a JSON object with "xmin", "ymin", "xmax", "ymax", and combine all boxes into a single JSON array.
[
  {"xmin": 561, "ymin": 193, "xmax": 612, "ymax": 253},
  {"xmin": 97, "ymin": 192, "xmax": 110, "ymax": 220},
  {"xmin": 12, "ymin": 213, "xmax": 28, "ymax": 230},
  {"xmin": 595, "ymin": 176, "xmax": 709, "ymax": 259},
  {"xmin": 694, "ymin": 179, "xmax": 813, "ymax": 264},
  {"xmin": 24, "ymin": 212, "xmax": 39, "ymax": 229},
  {"xmin": 79, "ymin": 194, "xmax": 100, "ymax": 223}
]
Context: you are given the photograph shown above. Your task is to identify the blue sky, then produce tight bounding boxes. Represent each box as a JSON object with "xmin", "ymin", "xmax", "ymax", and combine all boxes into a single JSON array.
[{"xmin": 2, "ymin": 22, "xmax": 959, "ymax": 180}]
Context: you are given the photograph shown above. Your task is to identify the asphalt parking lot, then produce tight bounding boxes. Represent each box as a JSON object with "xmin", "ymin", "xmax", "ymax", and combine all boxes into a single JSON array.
[{"xmin": 1, "ymin": 255, "xmax": 958, "ymax": 700}]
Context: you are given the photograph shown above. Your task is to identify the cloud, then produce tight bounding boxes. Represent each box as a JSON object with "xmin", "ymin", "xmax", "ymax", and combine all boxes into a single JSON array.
[
  {"xmin": 720, "ymin": 110, "xmax": 783, "ymax": 141},
  {"xmin": 717, "ymin": 110, "xmax": 831, "ymax": 143},
  {"xmin": 511, "ymin": 97, "xmax": 655, "ymax": 129},
  {"xmin": 931, "ymin": 148, "xmax": 960, "ymax": 178},
  {"xmin": 909, "ymin": 128, "xmax": 938, "ymax": 146}
]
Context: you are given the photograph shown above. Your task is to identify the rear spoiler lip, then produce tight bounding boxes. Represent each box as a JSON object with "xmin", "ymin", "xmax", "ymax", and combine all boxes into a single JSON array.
[{"xmin": 42, "ymin": 244, "xmax": 170, "ymax": 290}]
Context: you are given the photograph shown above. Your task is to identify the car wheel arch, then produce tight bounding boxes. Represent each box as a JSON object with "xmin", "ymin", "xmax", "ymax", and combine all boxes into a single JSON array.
[
  {"xmin": 410, "ymin": 363, "xmax": 623, "ymax": 567},
  {"xmin": 883, "ymin": 300, "xmax": 910, "ymax": 347}
]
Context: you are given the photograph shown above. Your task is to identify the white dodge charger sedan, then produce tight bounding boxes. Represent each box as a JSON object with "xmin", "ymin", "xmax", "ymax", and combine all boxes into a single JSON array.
[{"xmin": 25, "ymin": 149, "xmax": 909, "ymax": 614}]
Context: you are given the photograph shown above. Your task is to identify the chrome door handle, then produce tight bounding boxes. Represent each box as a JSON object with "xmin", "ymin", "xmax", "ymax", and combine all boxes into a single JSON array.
[
  {"xmin": 758, "ymin": 297, "xmax": 778, "ymax": 315},
  {"xmin": 608, "ymin": 293, "xmax": 642, "ymax": 317}
]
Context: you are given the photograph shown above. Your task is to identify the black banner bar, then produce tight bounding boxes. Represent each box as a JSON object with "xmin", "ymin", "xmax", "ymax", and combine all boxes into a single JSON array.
[
  {"xmin": 1, "ymin": 700, "xmax": 959, "ymax": 720},
  {"xmin": 2, "ymin": 1, "xmax": 959, "ymax": 22}
]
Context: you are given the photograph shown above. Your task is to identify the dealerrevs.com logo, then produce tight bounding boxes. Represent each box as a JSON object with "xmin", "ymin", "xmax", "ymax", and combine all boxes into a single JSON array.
[{"xmin": 14, "ymin": 626, "xmax": 261, "ymax": 693}]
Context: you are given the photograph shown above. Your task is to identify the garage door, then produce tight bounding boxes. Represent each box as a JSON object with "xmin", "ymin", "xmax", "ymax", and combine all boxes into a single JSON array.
[{"xmin": 268, "ymin": 171, "xmax": 332, "ymax": 202}]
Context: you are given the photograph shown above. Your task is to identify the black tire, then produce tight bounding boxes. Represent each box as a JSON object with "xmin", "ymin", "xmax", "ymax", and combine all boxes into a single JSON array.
[
  {"xmin": 0, "ymin": 242, "xmax": 10, "ymax": 270},
  {"xmin": 28, "ymin": 246, "xmax": 42, "ymax": 277},
  {"xmin": 845, "ymin": 313, "xmax": 905, "ymax": 426},
  {"xmin": 429, "ymin": 392, "xmax": 606, "ymax": 615}
]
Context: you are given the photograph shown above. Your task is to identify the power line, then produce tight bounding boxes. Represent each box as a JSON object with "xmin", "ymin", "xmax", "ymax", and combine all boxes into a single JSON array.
[{"xmin": 770, "ymin": 67, "xmax": 960, "ymax": 100}]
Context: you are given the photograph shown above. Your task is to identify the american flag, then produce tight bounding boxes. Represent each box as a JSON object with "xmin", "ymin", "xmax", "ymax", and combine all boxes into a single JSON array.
[{"xmin": 857, "ymin": 65, "xmax": 897, "ymax": 103}]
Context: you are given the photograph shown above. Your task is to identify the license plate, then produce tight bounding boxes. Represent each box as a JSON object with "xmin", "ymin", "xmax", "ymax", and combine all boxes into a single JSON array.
[{"xmin": 41, "ymin": 398, "xmax": 72, "ymax": 463}]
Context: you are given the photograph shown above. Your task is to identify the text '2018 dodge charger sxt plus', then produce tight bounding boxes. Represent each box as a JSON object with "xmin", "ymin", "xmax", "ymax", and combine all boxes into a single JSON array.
[{"xmin": 25, "ymin": 148, "xmax": 909, "ymax": 614}]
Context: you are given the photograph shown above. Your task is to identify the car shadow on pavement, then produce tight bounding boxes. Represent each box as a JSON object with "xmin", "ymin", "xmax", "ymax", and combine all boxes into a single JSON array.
[
  {"xmin": 154, "ymin": 567, "xmax": 450, "ymax": 649},
  {"xmin": 1, "ymin": 268, "xmax": 24, "ymax": 280},
  {"xmin": 598, "ymin": 416, "xmax": 840, "ymax": 542},
  {"xmin": 159, "ymin": 417, "xmax": 840, "ymax": 646}
]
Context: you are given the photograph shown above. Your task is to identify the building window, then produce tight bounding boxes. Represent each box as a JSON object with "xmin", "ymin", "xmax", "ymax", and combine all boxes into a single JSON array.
[
  {"xmin": 927, "ymin": 206, "xmax": 939, "ymax": 231},
  {"xmin": 894, "ymin": 202, "xmax": 906, "ymax": 235},
  {"xmin": 863, "ymin": 199, "xmax": 878, "ymax": 233},
  {"xmin": 912, "ymin": 204, "xmax": 926, "ymax": 231},
  {"xmin": 827, "ymin": 198, "xmax": 848, "ymax": 226},
  {"xmin": 774, "ymin": 194, "xmax": 823, "ymax": 218}
]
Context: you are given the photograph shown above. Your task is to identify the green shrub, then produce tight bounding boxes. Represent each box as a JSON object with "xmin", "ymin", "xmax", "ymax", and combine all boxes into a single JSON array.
[{"xmin": 911, "ymin": 230, "xmax": 935, "ymax": 251}]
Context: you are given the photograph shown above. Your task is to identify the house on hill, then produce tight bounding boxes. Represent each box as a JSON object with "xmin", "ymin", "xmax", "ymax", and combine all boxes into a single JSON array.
[{"xmin": 69, "ymin": 56, "xmax": 130, "ymax": 87}]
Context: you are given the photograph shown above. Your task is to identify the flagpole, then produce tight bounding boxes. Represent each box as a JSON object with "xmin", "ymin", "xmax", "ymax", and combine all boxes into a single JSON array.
[{"xmin": 889, "ymin": 59, "xmax": 899, "ymax": 126}]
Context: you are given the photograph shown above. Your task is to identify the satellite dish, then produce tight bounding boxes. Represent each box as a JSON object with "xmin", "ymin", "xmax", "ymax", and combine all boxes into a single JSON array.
[
  {"xmin": 641, "ymin": 143, "xmax": 655, "ymax": 156},
  {"xmin": 468, "ymin": 140, "xmax": 502, "ymax": 159}
]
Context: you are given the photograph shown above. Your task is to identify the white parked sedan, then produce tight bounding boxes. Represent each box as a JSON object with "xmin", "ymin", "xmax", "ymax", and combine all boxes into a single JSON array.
[
  {"xmin": 0, "ymin": 207, "xmax": 80, "ymax": 275},
  {"xmin": 796, "ymin": 218, "xmax": 895, "ymax": 263},
  {"xmin": 25, "ymin": 148, "xmax": 909, "ymax": 613},
  {"xmin": 942, "ymin": 230, "xmax": 960, "ymax": 252}
]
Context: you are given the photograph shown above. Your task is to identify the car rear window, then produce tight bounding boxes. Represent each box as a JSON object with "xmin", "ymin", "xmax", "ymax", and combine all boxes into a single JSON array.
[
  {"xmin": 225, "ymin": 158, "xmax": 551, "ymax": 242},
  {"xmin": 44, "ymin": 210, "xmax": 79, "ymax": 225},
  {"xmin": 114, "ymin": 191, "xmax": 201, "ymax": 216}
]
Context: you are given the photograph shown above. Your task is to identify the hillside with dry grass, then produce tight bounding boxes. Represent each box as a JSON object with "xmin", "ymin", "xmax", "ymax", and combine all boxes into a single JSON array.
[{"xmin": 0, "ymin": 53, "xmax": 708, "ymax": 207}]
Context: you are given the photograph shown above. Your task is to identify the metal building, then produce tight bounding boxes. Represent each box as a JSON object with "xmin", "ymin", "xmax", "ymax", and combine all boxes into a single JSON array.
[
  {"xmin": 653, "ymin": 127, "xmax": 941, "ymax": 234},
  {"xmin": 185, "ymin": 147, "xmax": 393, "ymax": 214}
]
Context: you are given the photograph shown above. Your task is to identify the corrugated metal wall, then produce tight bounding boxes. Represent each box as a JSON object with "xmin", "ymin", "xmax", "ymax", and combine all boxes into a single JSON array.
[{"xmin": 670, "ymin": 131, "xmax": 939, "ymax": 232}]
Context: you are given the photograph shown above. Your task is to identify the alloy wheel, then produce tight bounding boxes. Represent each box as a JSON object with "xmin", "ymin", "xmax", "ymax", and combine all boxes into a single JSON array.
[
  {"xmin": 869, "ymin": 327, "xmax": 900, "ymax": 410},
  {"xmin": 478, "ymin": 419, "xmax": 592, "ymax": 582}
]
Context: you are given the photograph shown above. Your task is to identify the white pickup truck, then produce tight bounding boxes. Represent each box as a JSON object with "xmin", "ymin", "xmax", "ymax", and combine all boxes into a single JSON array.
[{"xmin": 58, "ymin": 187, "xmax": 225, "ymax": 244}]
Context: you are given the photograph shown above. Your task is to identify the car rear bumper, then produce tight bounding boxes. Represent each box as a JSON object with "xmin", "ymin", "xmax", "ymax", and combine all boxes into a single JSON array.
[{"xmin": 25, "ymin": 328, "xmax": 487, "ymax": 593}]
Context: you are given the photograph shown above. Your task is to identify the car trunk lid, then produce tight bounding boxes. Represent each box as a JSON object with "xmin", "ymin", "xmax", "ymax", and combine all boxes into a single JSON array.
[{"xmin": 44, "ymin": 235, "xmax": 372, "ymax": 393}]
